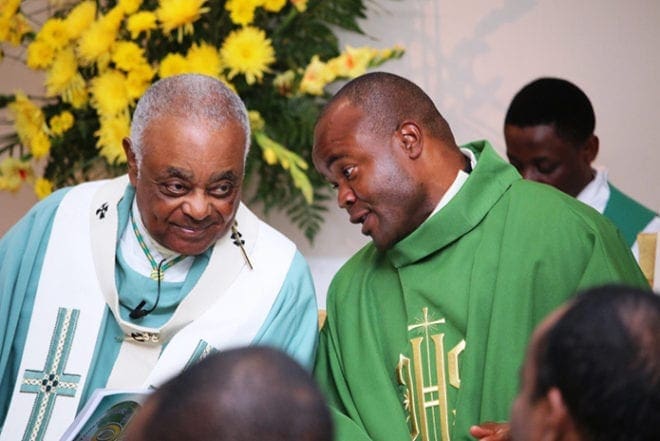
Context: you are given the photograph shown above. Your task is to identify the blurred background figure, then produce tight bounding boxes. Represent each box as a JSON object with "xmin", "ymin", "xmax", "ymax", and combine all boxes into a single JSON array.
[
  {"xmin": 125, "ymin": 346, "xmax": 333, "ymax": 441},
  {"xmin": 504, "ymin": 77, "xmax": 660, "ymax": 260},
  {"xmin": 511, "ymin": 284, "xmax": 660, "ymax": 441}
]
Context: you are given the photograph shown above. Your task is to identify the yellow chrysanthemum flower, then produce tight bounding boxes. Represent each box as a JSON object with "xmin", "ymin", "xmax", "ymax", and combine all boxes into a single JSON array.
[
  {"xmin": 34, "ymin": 177, "xmax": 54, "ymax": 200},
  {"xmin": 9, "ymin": 92, "xmax": 42, "ymax": 128},
  {"xmin": 0, "ymin": 0, "xmax": 21, "ymax": 42},
  {"xmin": 30, "ymin": 130, "xmax": 52, "ymax": 159},
  {"xmin": 158, "ymin": 53, "xmax": 188, "ymax": 78},
  {"xmin": 118, "ymin": 0, "xmax": 143, "ymax": 15},
  {"xmin": 33, "ymin": 177, "xmax": 53, "ymax": 200},
  {"xmin": 77, "ymin": 9, "xmax": 122, "ymax": 66},
  {"xmin": 225, "ymin": 0, "xmax": 259, "ymax": 26},
  {"xmin": 45, "ymin": 47, "xmax": 78, "ymax": 97},
  {"xmin": 221, "ymin": 26, "xmax": 276, "ymax": 85},
  {"xmin": 26, "ymin": 40, "xmax": 56, "ymax": 70},
  {"xmin": 157, "ymin": 0, "xmax": 210, "ymax": 42},
  {"xmin": 263, "ymin": 0, "xmax": 286, "ymax": 12},
  {"xmin": 64, "ymin": 1, "xmax": 96, "ymax": 41},
  {"xmin": 62, "ymin": 74, "xmax": 88, "ymax": 109},
  {"xmin": 0, "ymin": 157, "xmax": 33, "ymax": 192},
  {"xmin": 0, "ymin": 0, "xmax": 21, "ymax": 16},
  {"xmin": 49, "ymin": 111, "xmax": 75, "ymax": 136},
  {"xmin": 290, "ymin": 0, "xmax": 308, "ymax": 13},
  {"xmin": 36, "ymin": 18, "xmax": 70, "ymax": 51},
  {"xmin": 126, "ymin": 11, "xmax": 157, "ymax": 39},
  {"xmin": 126, "ymin": 63, "xmax": 155, "ymax": 99},
  {"xmin": 9, "ymin": 92, "xmax": 47, "ymax": 151},
  {"xmin": 0, "ymin": 0, "xmax": 21, "ymax": 21},
  {"xmin": 3, "ymin": 12, "xmax": 31, "ymax": 46},
  {"xmin": 104, "ymin": 6, "xmax": 126, "ymax": 30},
  {"xmin": 299, "ymin": 55, "xmax": 335, "ymax": 95},
  {"xmin": 96, "ymin": 114, "xmax": 130, "ymax": 164},
  {"xmin": 186, "ymin": 42, "xmax": 222, "ymax": 77},
  {"xmin": 90, "ymin": 70, "xmax": 131, "ymax": 117},
  {"xmin": 112, "ymin": 41, "xmax": 146, "ymax": 72}
]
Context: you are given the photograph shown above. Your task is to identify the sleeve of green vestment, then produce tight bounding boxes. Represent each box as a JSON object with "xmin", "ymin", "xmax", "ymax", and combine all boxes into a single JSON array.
[
  {"xmin": 0, "ymin": 189, "xmax": 68, "ymax": 427},
  {"xmin": 575, "ymin": 223, "xmax": 649, "ymax": 289},
  {"xmin": 315, "ymin": 319, "xmax": 374, "ymax": 441}
]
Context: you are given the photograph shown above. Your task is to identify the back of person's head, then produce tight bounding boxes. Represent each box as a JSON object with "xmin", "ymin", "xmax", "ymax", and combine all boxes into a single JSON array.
[
  {"xmin": 322, "ymin": 71, "xmax": 455, "ymax": 144},
  {"xmin": 126, "ymin": 346, "xmax": 333, "ymax": 441},
  {"xmin": 534, "ymin": 284, "xmax": 660, "ymax": 441},
  {"xmin": 504, "ymin": 77, "xmax": 595, "ymax": 146}
]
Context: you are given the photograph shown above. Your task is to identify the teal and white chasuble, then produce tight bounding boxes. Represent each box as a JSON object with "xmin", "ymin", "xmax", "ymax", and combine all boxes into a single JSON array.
[{"xmin": 0, "ymin": 175, "xmax": 318, "ymax": 440}]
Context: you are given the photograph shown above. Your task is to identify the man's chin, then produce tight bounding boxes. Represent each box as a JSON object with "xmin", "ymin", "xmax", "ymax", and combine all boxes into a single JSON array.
[
  {"xmin": 163, "ymin": 225, "xmax": 230, "ymax": 255},
  {"xmin": 163, "ymin": 234, "xmax": 219, "ymax": 256}
]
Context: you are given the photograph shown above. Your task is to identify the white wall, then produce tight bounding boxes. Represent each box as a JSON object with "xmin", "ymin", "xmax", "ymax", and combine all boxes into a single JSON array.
[{"xmin": 2, "ymin": 1, "xmax": 660, "ymax": 306}]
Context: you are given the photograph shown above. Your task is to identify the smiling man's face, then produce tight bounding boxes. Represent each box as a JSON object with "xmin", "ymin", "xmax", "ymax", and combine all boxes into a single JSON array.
[{"xmin": 125, "ymin": 115, "xmax": 246, "ymax": 256}]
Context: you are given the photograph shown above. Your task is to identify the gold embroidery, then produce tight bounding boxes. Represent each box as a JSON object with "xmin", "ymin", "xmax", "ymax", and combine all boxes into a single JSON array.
[
  {"xmin": 396, "ymin": 307, "xmax": 466, "ymax": 441},
  {"xmin": 397, "ymin": 354, "xmax": 420, "ymax": 440},
  {"xmin": 128, "ymin": 332, "xmax": 160, "ymax": 343},
  {"xmin": 447, "ymin": 340, "xmax": 465, "ymax": 389}
]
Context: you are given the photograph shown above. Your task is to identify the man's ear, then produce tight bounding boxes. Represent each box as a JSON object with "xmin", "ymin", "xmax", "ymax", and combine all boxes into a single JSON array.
[
  {"xmin": 396, "ymin": 121, "xmax": 423, "ymax": 159},
  {"xmin": 582, "ymin": 134, "xmax": 599, "ymax": 164},
  {"xmin": 123, "ymin": 137, "xmax": 138, "ymax": 187},
  {"xmin": 545, "ymin": 387, "xmax": 580, "ymax": 441}
]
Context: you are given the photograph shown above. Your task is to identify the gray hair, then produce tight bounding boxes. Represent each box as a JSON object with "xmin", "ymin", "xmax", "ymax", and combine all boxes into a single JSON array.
[{"xmin": 130, "ymin": 74, "xmax": 251, "ymax": 167}]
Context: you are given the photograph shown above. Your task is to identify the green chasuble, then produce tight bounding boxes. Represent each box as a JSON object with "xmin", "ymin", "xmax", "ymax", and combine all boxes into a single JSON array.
[{"xmin": 314, "ymin": 141, "xmax": 648, "ymax": 441}]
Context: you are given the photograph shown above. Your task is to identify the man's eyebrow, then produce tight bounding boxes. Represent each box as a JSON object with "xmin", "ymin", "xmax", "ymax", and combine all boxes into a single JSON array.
[
  {"xmin": 160, "ymin": 168, "xmax": 239, "ymax": 184},
  {"xmin": 324, "ymin": 153, "xmax": 345, "ymax": 170},
  {"xmin": 164, "ymin": 167, "xmax": 193, "ymax": 180},
  {"xmin": 208, "ymin": 170, "xmax": 239, "ymax": 183}
]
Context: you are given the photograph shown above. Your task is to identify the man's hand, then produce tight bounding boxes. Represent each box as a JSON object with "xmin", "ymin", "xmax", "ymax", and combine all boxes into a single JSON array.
[{"xmin": 469, "ymin": 421, "xmax": 511, "ymax": 440}]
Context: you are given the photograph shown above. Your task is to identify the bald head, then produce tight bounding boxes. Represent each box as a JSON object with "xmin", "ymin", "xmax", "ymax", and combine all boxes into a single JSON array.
[
  {"xmin": 125, "ymin": 346, "xmax": 333, "ymax": 441},
  {"xmin": 319, "ymin": 71, "xmax": 456, "ymax": 145},
  {"xmin": 512, "ymin": 284, "xmax": 660, "ymax": 441}
]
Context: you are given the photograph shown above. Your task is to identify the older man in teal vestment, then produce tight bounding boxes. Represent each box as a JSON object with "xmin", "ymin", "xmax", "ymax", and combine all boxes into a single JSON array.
[{"xmin": 0, "ymin": 74, "xmax": 318, "ymax": 441}]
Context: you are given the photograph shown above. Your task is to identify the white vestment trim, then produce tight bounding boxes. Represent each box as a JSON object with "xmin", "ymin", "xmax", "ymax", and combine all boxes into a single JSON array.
[
  {"xmin": 1, "ymin": 180, "xmax": 107, "ymax": 441},
  {"xmin": 3, "ymin": 175, "xmax": 296, "ymax": 440}
]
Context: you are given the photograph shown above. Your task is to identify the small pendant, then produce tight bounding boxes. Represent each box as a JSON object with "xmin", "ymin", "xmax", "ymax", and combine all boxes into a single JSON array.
[{"xmin": 150, "ymin": 269, "xmax": 162, "ymax": 281}]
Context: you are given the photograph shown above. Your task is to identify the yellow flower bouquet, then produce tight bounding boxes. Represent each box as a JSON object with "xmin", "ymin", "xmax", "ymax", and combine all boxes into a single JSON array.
[{"xmin": 0, "ymin": 0, "xmax": 403, "ymax": 239}]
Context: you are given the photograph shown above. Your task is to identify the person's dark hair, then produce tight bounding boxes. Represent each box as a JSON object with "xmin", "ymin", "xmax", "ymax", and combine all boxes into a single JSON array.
[
  {"xmin": 533, "ymin": 284, "xmax": 660, "ymax": 441},
  {"xmin": 136, "ymin": 346, "xmax": 333, "ymax": 441},
  {"xmin": 320, "ymin": 71, "xmax": 455, "ymax": 144},
  {"xmin": 504, "ymin": 77, "xmax": 595, "ymax": 146}
]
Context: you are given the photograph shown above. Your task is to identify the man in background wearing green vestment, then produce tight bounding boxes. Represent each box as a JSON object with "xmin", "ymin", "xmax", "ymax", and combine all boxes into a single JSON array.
[
  {"xmin": 504, "ymin": 77, "xmax": 659, "ymax": 263},
  {"xmin": 312, "ymin": 72, "xmax": 648, "ymax": 441}
]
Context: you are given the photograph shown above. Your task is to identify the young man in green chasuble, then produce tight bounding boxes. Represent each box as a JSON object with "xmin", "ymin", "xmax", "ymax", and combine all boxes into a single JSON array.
[
  {"xmin": 504, "ymin": 77, "xmax": 659, "ymax": 262},
  {"xmin": 311, "ymin": 72, "xmax": 648, "ymax": 441}
]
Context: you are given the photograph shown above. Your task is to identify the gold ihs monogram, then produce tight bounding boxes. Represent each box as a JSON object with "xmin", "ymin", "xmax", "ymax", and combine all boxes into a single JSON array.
[{"xmin": 396, "ymin": 307, "xmax": 466, "ymax": 441}]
